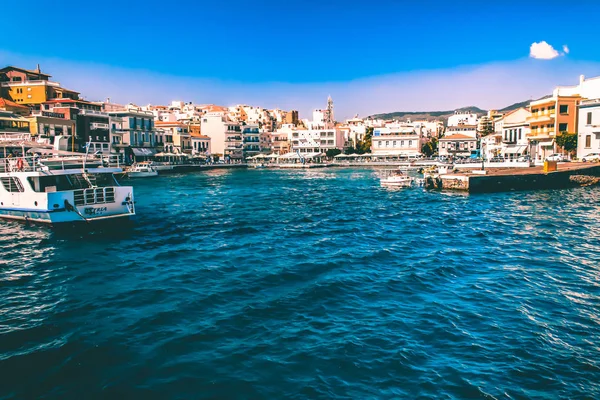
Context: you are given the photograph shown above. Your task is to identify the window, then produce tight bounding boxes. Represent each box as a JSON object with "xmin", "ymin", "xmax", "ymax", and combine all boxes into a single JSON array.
[
  {"xmin": 588, "ymin": 112, "xmax": 593, "ymax": 125},
  {"xmin": 441, "ymin": 142, "xmax": 446, "ymax": 148},
  {"xmin": 385, "ymin": 141, "xmax": 389, "ymax": 147},
  {"xmin": 518, "ymin": 129, "xmax": 522, "ymax": 140},
  {"xmin": 586, "ymin": 135, "xmax": 591, "ymax": 148},
  {"xmin": 559, "ymin": 123, "xmax": 568, "ymax": 132},
  {"xmin": 392, "ymin": 141, "xmax": 396, "ymax": 147},
  {"xmin": 409, "ymin": 140, "xmax": 413, "ymax": 147},
  {"xmin": 400, "ymin": 140, "xmax": 404, "ymax": 147},
  {"xmin": 559, "ymin": 105, "xmax": 568, "ymax": 114}
]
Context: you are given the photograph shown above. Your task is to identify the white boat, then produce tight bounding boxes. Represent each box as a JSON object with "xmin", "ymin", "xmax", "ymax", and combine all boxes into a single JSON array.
[
  {"xmin": 127, "ymin": 162, "xmax": 158, "ymax": 178},
  {"xmin": 0, "ymin": 155, "xmax": 135, "ymax": 226},
  {"xmin": 380, "ymin": 170, "xmax": 414, "ymax": 188}
]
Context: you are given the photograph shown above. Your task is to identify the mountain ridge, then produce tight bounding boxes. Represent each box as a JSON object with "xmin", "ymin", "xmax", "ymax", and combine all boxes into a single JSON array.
[{"xmin": 369, "ymin": 96, "xmax": 551, "ymax": 122}]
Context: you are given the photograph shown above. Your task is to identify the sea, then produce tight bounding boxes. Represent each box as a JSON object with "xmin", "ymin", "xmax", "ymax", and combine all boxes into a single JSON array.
[{"xmin": 1, "ymin": 168, "xmax": 600, "ymax": 399}]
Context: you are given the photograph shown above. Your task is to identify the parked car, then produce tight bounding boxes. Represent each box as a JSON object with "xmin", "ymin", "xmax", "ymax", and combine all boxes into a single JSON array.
[
  {"xmin": 545, "ymin": 153, "xmax": 566, "ymax": 162},
  {"xmin": 582, "ymin": 153, "xmax": 600, "ymax": 162},
  {"xmin": 490, "ymin": 157, "xmax": 505, "ymax": 163},
  {"xmin": 517, "ymin": 155, "xmax": 531, "ymax": 162}
]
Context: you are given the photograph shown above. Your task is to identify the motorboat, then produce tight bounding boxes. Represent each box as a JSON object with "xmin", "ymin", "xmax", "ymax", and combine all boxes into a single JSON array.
[
  {"xmin": 0, "ymin": 154, "xmax": 135, "ymax": 226},
  {"xmin": 127, "ymin": 162, "xmax": 158, "ymax": 178},
  {"xmin": 380, "ymin": 169, "xmax": 414, "ymax": 188}
]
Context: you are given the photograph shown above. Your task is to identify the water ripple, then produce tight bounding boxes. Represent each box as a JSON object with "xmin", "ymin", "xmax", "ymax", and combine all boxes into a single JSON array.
[{"xmin": 1, "ymin": 168, "xmax": 600, "ymax": 399}]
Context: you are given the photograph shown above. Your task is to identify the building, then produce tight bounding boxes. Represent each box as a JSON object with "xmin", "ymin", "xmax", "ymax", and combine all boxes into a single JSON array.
[
  {"xmin": 311, "ymin": 96, "xmax": 335, "ymax": 129},
  {"xmin": 0, "ymin": 111, "xmax": 31, "ymax": 139},
  {"xmin": 242, "ymin": 124, "xmax": 261, "ymax": 157},
  {"xmin": 40, "ymin": 99, "xmax": 110, "ymax": 153},
  {"xmin": 527, "ymin": 95, "xmax": 580, "ymax": 162},
  {"xmin": 499, "ymin": 108, "xmax": 531, "ymax": 160},
  {"xmin": 577, "ymin": 99, "xmax": 600, "ymax": 160},
  {"xmin": 108, "ymin": 107, "xmax": 159, "ymax": 160},
  {"xmin": 200, "ymin": 112, "xmax": 244, "ymax": 160},
  {"xmin": 371, "ymin": 123, "xmax": 422, "ymax": 157},
  {"xmin": 0, "ymin": 66, "xmax": 79, "ymax": 110},
  {"xmin": 439, "ymin": 123, "xmax": 478, "ymax": 158},
  {"xmin": 284, "ymin": 110, "xmax": 299, "ymax": 126},
  {"xmin": 191, "ymin": 133, "xmax": 211, "ymax": 156},
  {"xmin": 290, "ymin": 128, "xmax": 344, "ymax": 154},
  {"xmin": 526, "ymin": 75, "xmax": 600, "ymax": 161},
  {"xmin": 447, "ymin": 111, "xmax": 478, "ymax": 127},
  {"xmin": 155, "ymin": 121, "xmax": 191, "ymax": 153},
  {"xmin": 27, "ymin": 110, "xmax": 76, "ymax": 150},
  {"xmin": 0, "ymin": 97, "xmax": 30, "ymax": 116},
  {"xmin": 438, "ymin": 134, "xmax": 479, "ymax": 158},
  {"xmin": 481, "ymin": 132, "xmax": 502, "ymax": 160},
  {"xmin": 270, "ymin": 127, "xmax": 291, "ymax": 154}
]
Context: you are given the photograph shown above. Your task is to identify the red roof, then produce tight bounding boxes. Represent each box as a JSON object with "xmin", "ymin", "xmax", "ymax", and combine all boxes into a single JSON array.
[
  {"xmin": 440, "ymin": 134, "xmax": 477, "ymax": 140},
  {"xmin": 0, "ymin": 97, "xmax": 29, "ymax": 109}
]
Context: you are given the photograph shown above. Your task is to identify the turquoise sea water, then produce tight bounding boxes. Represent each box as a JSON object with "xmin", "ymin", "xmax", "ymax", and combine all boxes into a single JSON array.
[{"xmin": 1, "ymin": 168, "xmax": 600, "ymax": 399}]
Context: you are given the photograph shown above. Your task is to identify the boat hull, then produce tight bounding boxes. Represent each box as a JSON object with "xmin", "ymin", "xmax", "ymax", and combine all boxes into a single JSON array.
[
  {"xmin": 127, "ymin": 171, "xmax": 158, "ymax": 178},
  {"xmin": 0, "ymin": 208, "xmax": 134, "ymax": 226}
]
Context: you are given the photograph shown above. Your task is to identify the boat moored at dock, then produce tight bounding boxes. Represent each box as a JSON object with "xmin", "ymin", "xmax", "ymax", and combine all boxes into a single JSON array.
[
  {"xmin": 127, "ymin": 162, "xmax": 159, "ymax": 178},
  {"xmin": 0, "ymin": 155, "xmax": 135, "ymax": 226}
]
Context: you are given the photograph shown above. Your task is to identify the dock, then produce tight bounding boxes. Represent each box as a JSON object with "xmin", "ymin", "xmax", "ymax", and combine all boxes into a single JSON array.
[{"xmin": 427, "ymin": 163, "xmax": 600, "ymax": 193}]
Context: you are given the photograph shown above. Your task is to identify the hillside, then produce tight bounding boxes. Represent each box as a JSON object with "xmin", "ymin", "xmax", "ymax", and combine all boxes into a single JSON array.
[{"xmin": 369, "ymin": 97, "xmax": 549, "ymax": 122}]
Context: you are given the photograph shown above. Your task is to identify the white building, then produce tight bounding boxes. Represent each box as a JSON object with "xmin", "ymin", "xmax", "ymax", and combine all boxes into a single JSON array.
[
  {"xmin": 439, "ymin": 124, "xmax": 478, "ymax": 158},
  {"xmin": 290, "ymin": 128, "xmax": 344, "ymax": 153},
  {"xmin": 199, "ymin": 112, "xmax": 239, "ymax": 157},
  {"xmin": 500, "ymin": 108, "xmax": 531, "ymax": 160},
  {"xmin": 371, "ymin": 123, "xmax": 422, "ymax": 157},
  {"xmin": 577, "ymin": 99, "xmax": 600, "ymax": 159},
  {"xmin": 447, "ymin": 111, "xmax": 478, "ymax": 127}
]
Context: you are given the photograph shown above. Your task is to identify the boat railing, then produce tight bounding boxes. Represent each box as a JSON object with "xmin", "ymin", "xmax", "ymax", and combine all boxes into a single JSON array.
[
  {"xmin": 73, "ymin": 187, "xmax": 116, "ymax": 206},
  {"xmin": 0, "ymin": 154, "xmax": 121, "ymax": 173}
]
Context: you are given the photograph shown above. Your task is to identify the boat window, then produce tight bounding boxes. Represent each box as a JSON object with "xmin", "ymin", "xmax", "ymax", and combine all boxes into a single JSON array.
[
  {"xmin": 94, "ymin": 174, "xmax": 118, "ymax": 187},
  {"xmin": 1, "ymin": 177, "xmax": 25, "ymax": 192},
  {"xmin": 27, "ymin": 175, "xmax": 83, "ymax": 192}
]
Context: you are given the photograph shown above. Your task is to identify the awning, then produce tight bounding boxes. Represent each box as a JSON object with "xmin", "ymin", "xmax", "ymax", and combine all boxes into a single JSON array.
[
  {"xmin": 132, "ymin": 147, "xmax": 157, "ymax": 156},
  {"xmin": 503, "ymin": 146, "xmax": 527, "ymax": 154},
  {"xmin": 539, "ymin": 141, "xmax": 554, "ymax": 147}
]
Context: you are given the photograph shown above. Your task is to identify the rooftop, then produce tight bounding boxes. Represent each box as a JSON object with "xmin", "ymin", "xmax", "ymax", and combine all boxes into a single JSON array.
[
  {"xmin": 0, "ymin": 65, "xmax": 52, "ymax": 78},
  {"xmin": 0, "ymin": 97, "xmax": 29, "ymax": 109},
  {"xmin": 440, "ymin": 133, "xmax": 477, "ymax": 140}
]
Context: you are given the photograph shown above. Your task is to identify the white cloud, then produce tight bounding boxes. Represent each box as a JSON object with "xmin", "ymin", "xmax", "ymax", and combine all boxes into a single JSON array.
[
  {"xmin": 563, "ymin": 45, "xmax": 570, "ymax": 54},
  {"xmin": 530, "ymin": 41, "xmax": 561, "ymax": 59}
]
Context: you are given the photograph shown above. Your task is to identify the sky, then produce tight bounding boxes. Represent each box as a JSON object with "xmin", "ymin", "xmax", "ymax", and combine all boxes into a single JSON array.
[{"xmin": 2, "ymin": 0, "xmax": 600, "ymax": 119}]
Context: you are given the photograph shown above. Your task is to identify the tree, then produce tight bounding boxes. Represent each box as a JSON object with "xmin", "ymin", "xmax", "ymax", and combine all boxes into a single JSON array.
[
  {"xmin": 421, "ymin": 137, "xmax": 439, "ymax": 157},
  {"xmin": 556, "ymin": 132, "xmax": 577, "ymax": 156},
  {"xmin": 326, "ymin": 148, "xmax": 342, "ymax": 158},
  {"xmin": 421, "ymin": 142, "xmax": 434, "ymax": 157},
  {"xmin": 354, "ymin": 127, "xmax": 373, "ymax": 154}
]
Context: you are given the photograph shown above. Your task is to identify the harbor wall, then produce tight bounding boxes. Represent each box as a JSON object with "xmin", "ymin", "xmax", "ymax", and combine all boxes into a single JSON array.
[{"xmin": 468, "ymin": 165, "xmax": 600, "ymax": 193}]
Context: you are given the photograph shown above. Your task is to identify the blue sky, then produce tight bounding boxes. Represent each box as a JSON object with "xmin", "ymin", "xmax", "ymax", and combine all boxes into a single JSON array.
[{"xmin": 2, "ymin": 0, "xmax": 600, "ymax": 118}]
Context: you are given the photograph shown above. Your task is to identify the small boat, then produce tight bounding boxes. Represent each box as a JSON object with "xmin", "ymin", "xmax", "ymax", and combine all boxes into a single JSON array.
[
  {"xmin": 254, "ymin": 163, "xmax": 265, "ymax": 169},
  {"xmin": 127, "ymin": 162, "xmax": 158, "ymax": 178},
  {"xmin": 380, "ymin": 169, "xmax": 414, "ymax": 188}
]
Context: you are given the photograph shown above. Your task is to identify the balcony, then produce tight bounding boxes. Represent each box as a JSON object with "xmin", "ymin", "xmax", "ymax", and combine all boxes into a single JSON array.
[
  {"xmin": 527, "ymin": 111, "xmax": 555, "ymax": 124},
  {"xmin": 226, "ymin": 144, "xmax": 243, "ymax": 149},
  {"xmin": 243, "ymin": 138, "xmax": 260, "ymax": 143}
]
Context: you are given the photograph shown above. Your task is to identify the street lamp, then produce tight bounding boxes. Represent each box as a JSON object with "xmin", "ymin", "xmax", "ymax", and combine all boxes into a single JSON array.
[{"xmin": 481, "ymin": 142, "xmax": 486, "ymax": 171}]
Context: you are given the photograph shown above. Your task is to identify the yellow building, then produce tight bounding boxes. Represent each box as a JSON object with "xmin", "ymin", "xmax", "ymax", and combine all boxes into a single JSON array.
[
  {"xmin": 527, "ymin": 95, "xmax": 580, "ymax": 162},
  {"xmin": 0, "ymin": 66, "xmax": 79, "ymax": 110}
]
